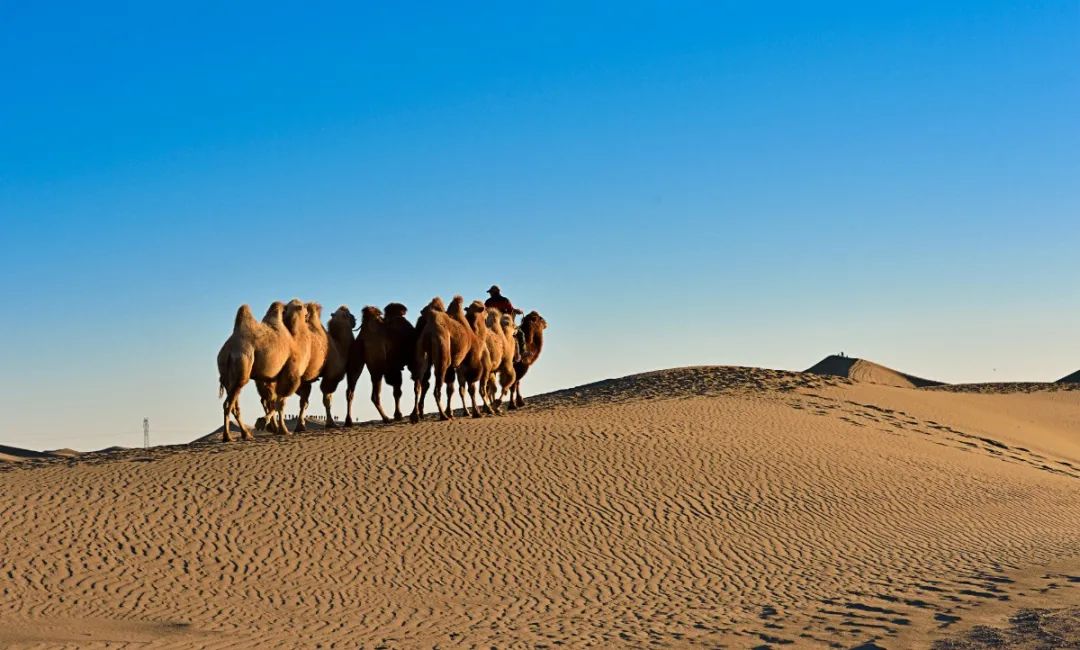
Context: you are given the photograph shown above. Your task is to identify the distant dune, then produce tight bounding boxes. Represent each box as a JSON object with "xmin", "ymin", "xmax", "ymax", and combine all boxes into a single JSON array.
[
  {"xmin": 1059, "ymin": 369, "xmax": 1080, "ymax": 384},
  {"xmin": 1, "ymin": 366, "xmax": 1077, "ymax": 648},
  {"xmin": 0, "ymin": 444, "xmax": 58, "ymax": 464},
  {"xmin": 806, "ymin": 353, "xmax": 946, "ymax": 388}
]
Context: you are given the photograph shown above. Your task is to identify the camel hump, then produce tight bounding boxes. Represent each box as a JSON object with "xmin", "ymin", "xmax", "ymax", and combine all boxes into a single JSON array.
[{"xmin": 234, "ymin": 304, "xmax": 256, "ymax": 331}]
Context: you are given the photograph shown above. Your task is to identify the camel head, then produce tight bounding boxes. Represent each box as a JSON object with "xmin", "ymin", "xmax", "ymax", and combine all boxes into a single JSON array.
[
  {"xmin": 361, "ymin": 305, "xmax": 383, "ymax": 324},
  {"xmin": 284, "ymin": 299, "xmax": 308, "ymax": 334},
  {"xmin": 523, "ymin": 311, "xmax": 547, "ymax": 332},
  {"xmin": 331, "ymin": 305, "xmax": 356, "ymax": 330},
  {"xmin": 384, "ymin": 302, "xmax": 408, "ymax": 320},
  {"xmin": 305, "ymin": 302, "xmax": 323, "ymax": 324},
  {"xmin": 465, "ymin": 300, "xmax": 487, "ymax": 325}
]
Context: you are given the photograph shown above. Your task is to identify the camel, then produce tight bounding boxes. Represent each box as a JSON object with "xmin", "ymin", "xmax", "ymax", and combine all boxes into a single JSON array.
[
  {"xmin": 216, "ymin": 301, "xmax": 292, "ymax": 442},
  {"xmin": 482, "ymin": 308, "xmax": 518, "ymax": 411},
  {"xmin": 444, "ymin": 299, "xmax": 496, "ymax": 418},
  {"xmin": 345, "ymin": 303, "xmax": 418, "ymax": 423},
  {"xmin": 406, "ymin": 297, "xmax": 442, "ymax": 423},
  {"xmin": 317, "ymin": 306, "xmax": 355, "ymax": 428},
  {"xmin": 256, "ymin": 299, "xmax": 311, "ymax": 434},
  {"xmin": 508, "ymin": 311, "xmax": 547, "ymax": 409},
  {"xmin": 458, "ymin": 302, "xmax": 516, "ymax": 414},
  {"xmin": 293, "ymin": 303, "xmax": 329, "ymax": 432},
  {"xmin": 410, "ymin": 296, "xmax": 489, "ymax": 422}
]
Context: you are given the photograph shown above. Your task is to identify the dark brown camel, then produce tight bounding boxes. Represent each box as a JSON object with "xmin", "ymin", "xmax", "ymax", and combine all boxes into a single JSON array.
[
  {"xmin": 509, "ymin": 311, "xmax": 547, "ymax": 409},
  {"xmin": 345, "ymin": 302, "xmax": 418, "ymax": 423}
]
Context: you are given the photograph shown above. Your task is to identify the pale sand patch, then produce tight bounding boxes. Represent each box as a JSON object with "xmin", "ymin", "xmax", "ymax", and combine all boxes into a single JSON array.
[{"xmin": 0, "ymin": 366, "xmax": 1076, "ymax": 648}]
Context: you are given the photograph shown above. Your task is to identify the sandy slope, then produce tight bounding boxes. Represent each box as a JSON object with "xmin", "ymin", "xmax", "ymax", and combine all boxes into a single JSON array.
[
  {"xmin": 806, "ymin": 354, "xmax": 944, "ymax": 389},
  {"xmin": 0, "ymin": 367, "xmax": 1077, "ymax": 649}
]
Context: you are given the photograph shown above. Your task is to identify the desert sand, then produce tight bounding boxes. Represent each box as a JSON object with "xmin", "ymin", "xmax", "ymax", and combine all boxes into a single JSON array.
[{"xmin": 1, "ymin": 365, "xmax": 1077, "ymax": 648}]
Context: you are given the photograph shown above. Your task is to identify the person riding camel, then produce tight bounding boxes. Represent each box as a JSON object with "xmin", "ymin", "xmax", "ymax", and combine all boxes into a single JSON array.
[
  {"xmin": 485, "ymin": 285, "xmax": 527, "ymax": 360},
  {"xmin": 484, "ymin": 285, "xmax": 518, "ymax": 315}
]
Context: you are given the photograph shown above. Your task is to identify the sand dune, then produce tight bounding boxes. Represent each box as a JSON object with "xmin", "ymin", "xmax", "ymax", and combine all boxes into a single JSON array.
[
  {"xmin": 806, "ymin": 354, "xmax": 945, "ymax": 388},
  {"xmin": 0, "ymin": 445, "xmax": 58, "ymax": 464},
  {"xmin": 1059, "ymin": 369, "xmax": 1080, "ymax": 384},
  {"xmin": 0, "ymin": 366, "xmax": 1077, "ymax": 648}
]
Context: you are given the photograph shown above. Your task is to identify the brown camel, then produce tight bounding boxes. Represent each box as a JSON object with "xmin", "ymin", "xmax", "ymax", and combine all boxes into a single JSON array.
[
  {"xmin": 509, "ymin": 311, "xmax": 547, "ymax": 409},
  {"xmin": 318, "ymin": 306, "xmax": 355, "ymax": 428},
  {"xmin": 482, "ymin": 308, "xmax": 518, "ymax": 411},
  {"xmin": 257, "ymin": 299, "xmax": 310, "ymax": 434},
  {"xmin": 293, "ymin": 302, "xmax": 328, "ymax": 432},
  {"xmin": 216, "ymin": 301, "xmax": 291, "ymax": 442},
  {"xmin": 406, "ymin": 297, "xmax": 442, "ymax": 423},
  {"xmin": 444, "ymin": 299, "xmax": 496, "ymax": 418},
  {"xmin": 345, "ymin": 302, "xmax": 418, "ymax": 423},
  {"xmin": 410, "ymin": 296, "xmax": 487, "ymax": 422},
  {"xmin": 458, "ymin": 302, "xmax": 515, "ymax": 414}
]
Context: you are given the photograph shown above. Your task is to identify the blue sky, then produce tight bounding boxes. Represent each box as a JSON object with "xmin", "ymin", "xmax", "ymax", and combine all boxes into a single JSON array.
[{"xmin": 2, "ymin": 2, "xmax": 1077, "ymax": 450}]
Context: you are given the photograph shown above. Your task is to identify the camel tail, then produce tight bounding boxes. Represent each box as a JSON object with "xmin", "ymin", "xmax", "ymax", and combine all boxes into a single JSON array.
[{"xmin": 219, "ymin": 381, "xmax": 225, "ymax": 399}]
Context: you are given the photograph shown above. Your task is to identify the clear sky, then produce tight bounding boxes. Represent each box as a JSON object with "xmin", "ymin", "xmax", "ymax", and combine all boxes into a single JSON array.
[{"xmin": 2, "ymin": 2, "xmax": 1077, "ymax": 451}]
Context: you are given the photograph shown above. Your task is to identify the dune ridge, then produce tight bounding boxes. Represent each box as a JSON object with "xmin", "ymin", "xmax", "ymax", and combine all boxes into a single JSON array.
[
  {"xmin": 1059, "ymin": 369, "xmax": 1080, "ymax": 384},
  {"xmin": 0, "ymin": 365, "xmax": 1077, "ymax": 648},
  {"xmin": 806, "ymin": 354, "xmax": 945, "ymax": 388}
]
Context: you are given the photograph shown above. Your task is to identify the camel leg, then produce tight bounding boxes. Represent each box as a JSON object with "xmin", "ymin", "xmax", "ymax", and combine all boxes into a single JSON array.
[
  {"xmin": 295, "ymin": 383, "xmax": 312, "ymax": 432},
  {"xmin": 371, "ymin": 374, "xmax": 391, "ymax": 423},
  {"xmin": 478, "ymin": 379, "xmax": 496, "ymax": 417},
  {"xmin": 276, "ymin": 398, "xmax": 290, "ymax": 434},
  {"xmin": 434, "ymin": 366, "xmax": 452, "ymax": 421},
  {"xmin": 392, "ymin": 383, "xmax": 403, "ymax": 421},
  {"xmin": 497, "ymin": 369, "xmax": 516, "ymax": 412},
  {"xmin": 508, "ymin": 381, "xmax": 520, "ymax": 410},
  {"xmin": 443, "ymin": 369, "xmax": 457, "ymax": 419},
  {"xmin": 322, "ymin": 391, "xmax": 337, "ymax": 429},
  {"xmin": 410, "ymin": 379, "xmax": 423, "ymax": 424},
  {"xmin": 419, "ymin": 376, "xmax": 428, "ymax": 420},
  {"xmin": 467, "ymin": 380, "xmax": 483, "ymax": 418},
  {"xmin": 458, "ymin": 381, "xmax": 467, "ymax": 417},
  {"xmin": 222, "ymin": 395, "xmax": 234, "ymax": 442},
  {"xmin": 233, "ymin": 399, "xmax": 253, "ymax": 441},
  {"xmin": 486, "ymin": 375, "xmax": 501, "ymax": 414},
  {"xmin": 410, "ymin": 362, "xmax": 430, "ymax": 424},
  {"xmin": 344, "ymin": 383, "xmax": 356, "ymax": 426},
  {"xmin": 512, "ymin": 379, "xmax": 526, "ymax": 408}
]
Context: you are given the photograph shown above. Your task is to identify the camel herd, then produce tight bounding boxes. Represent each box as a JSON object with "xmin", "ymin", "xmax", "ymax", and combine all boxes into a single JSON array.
[{"xmin": 216, "ymin": 296, "xmax": 547, "ymax": 442}]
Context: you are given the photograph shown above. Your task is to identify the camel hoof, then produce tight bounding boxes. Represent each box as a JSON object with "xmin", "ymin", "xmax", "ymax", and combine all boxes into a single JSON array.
[
  {"xmin": 440, "ymin": 414, "xmax": 452, "ymax": 421},
  {"xmin": 222, "ymin": 435, "xmax": 234, "ymax": 443},
  {"xmin": 394, "ymin": 413, "xmax": 403, "ymax": 422},
  {"xmin": 295, "ymin": 424, "xmax": 307, "ymax": 433},
  {"xmin": 344, "ymin": 419, "xmax": 353, "ymax": 427},
  {"xmin": 325, "ymin": 421, "xmax": 337, "ymax": 429}
]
